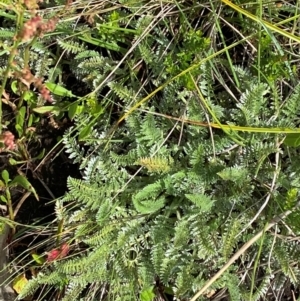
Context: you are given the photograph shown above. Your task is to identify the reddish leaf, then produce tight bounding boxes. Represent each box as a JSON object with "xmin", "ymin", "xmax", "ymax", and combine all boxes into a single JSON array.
[
  {"xmin": 60, "ymin": 243, "xmax": 70, "ymax": 258},
  {"xmin": 47, "ymin": 243, "xmax": 69, "ymax": 262},
  {"xmin": 47, "ymin": 249, "xmax": 60, "ymax": 262}
]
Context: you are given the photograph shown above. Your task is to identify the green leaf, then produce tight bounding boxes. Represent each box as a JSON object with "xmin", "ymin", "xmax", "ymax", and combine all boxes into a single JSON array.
[
  {"xmin": 11, "ymin": 80, "xmax": 19, "ymax": 95},
  {"xmin": 68, "ymin": 102, "xmax": 78, "ymax": 120},
  {"xmin": 8, "ymin": 158, "xmax": 18, "ymax": 165},
  {"xmin": 133, "ymin": 197, "xmax": 165, "ymax": 214},
  {"xmin": 36, "ymin": 149, "xmax": 45, "ymax": 160},
  {"xmin": 284, "ymin": 133, "xmax": 300, "ymax": 147},
  {"xmin": 140, "ymin": 287, "xmax": 155, "ymax": 301},
  {"xmin": 31, "ymin": 253, "xmax": 46, "ymax": 265},
  {"xmin": 76, "ymin": 105, "xmax": 85, "ymax": 115},
  {"xmin": 1, "ymin": 170, "xmax": 10, "ymax": 185},
  {"xmin": 217, "ymin": 167, "xmax": 248, "ymax": 184},
  {"xmin": 15, "ymin": 124, "xmax": 23, "ymax": 137},
  {"xmin": 79, "ymin": 124, "xmax": 92, "ymax": 140},
  {"xmin": 284, "ymin": 188, "xmax": 298, "ymax": 210},
  {"xmin": 15, "ymin": 106, "xmax": 26, "ymax": 136},
  {"xmin": 28, "ymin": 114, "xmax": 33, "ymax": 127},
  {"xmin": 33, "ymin": 115, "xmax": 40, "ymax": 123},
  {"xmin": 185, "ymin": 193, "xmax": 214, "ymax": 212},
  {"xmin": 10, "ymin": 175, "xmax": 39, "ymax": 201},
  {"xmin": 33, "ymin": 106, "xmax": 61, "ymax": 115},
  {"xmin": 0, "ymin": 195, "xmax": 7, "ymax": 203},
  {"xmin": 45, "ymin": 82, "xmax": 76, "ymax": 97},
  {"xmin": 78, "ymin": 35, "xmax": 122, "ymax": 52},
  {"xmin": 17, "ymin": 105, "xmax": 26, "ymax": 120},
  {"xmin": 0, "ymin": 180, "xmax": 6, "ymax": 189},
  {"xmin": 23, "ymin": 90, "xmax": 37, "ymax": 103}
]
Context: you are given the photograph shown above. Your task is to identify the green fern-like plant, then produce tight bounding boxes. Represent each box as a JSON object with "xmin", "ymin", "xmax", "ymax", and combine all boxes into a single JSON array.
[{"xmin": 7, "ymin": 1, "xmax": 300, "ymax": 301}]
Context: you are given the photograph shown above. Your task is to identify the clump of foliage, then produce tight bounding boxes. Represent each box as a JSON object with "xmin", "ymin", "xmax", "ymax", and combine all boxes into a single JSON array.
[{"xmin": 2, "ymin": 0, "xmax": 300, "ymax": 301}]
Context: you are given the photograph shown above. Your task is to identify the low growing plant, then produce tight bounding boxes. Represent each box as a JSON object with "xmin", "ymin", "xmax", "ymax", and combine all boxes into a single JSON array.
[
  {"xmin": 19, "ymin": 51, "xmax": 300, "ymax": 301},
  {"xmin": 2, "ymin": 0, "xmax": 300, "ymax": 301}
]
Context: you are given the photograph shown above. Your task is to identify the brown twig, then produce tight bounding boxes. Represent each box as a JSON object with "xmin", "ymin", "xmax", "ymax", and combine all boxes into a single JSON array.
[{"xmin": 13, "ymin": 191, "xmax": 31, "ymax": 219}]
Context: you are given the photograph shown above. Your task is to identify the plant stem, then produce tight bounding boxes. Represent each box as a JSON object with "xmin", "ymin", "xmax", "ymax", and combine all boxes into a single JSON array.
[
  {"xmin": 5, "ymin": 190, "xmax": 14, "ymax": 222},
  {"xmin": 0, "ymin": 9, "xmax": 23, "ymax": 133}
]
